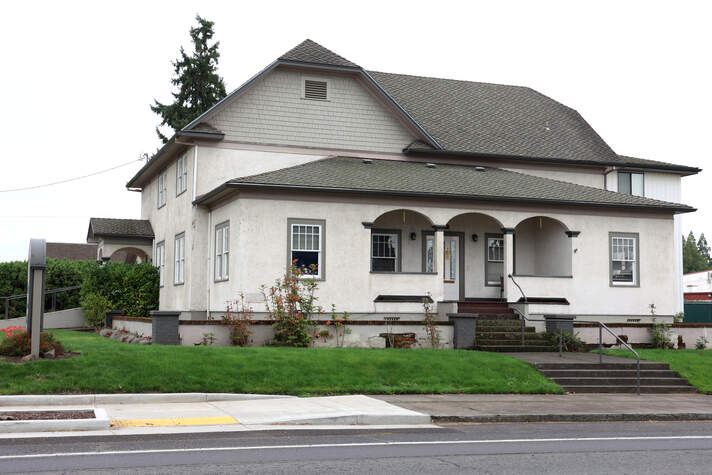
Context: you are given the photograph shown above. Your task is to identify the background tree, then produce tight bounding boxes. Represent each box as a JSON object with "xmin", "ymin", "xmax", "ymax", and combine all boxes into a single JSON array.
[
  {"xmin": 697, "ymin": 233, "xmax": 711, "ymax": 267},
  {"xmin": 151, "ymin": 15, "xmax": 227, "ymax": 143},
  {"xmin": 683, "ymin": 231, "xmax": 710, "ymax": 273}
]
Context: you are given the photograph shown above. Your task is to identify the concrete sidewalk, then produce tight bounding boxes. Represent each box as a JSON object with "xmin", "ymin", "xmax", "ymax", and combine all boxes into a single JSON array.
[
  {"xmin": 0, "ymin": 394, "xmax": 432, "ymax": 437},
  {"xmin": 375, "ymin": 393, "xmax": 712, "ymax": 423}
]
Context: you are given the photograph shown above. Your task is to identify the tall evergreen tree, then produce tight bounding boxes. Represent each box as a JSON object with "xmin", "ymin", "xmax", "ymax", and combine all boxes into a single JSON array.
[
  {"xmin": 698, "ymin": 233, "xmax": 712, "ymax": 266},
  {"xmin": 151, "ymin": 15, "xmax": 227, "ymax": 143},
  {"xmin": 683, "ymin": 231, "xmax": 709, "ymax": 273}
]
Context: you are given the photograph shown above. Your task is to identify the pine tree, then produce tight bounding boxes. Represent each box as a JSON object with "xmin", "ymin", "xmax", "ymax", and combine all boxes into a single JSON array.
[
  {"xmin": 698, "ymin": 233, "xmax": 712, "ymax": 267},
  {"xmin": 683, "ymin": 231, "xmax": 709, "ymax": 273},
  {"xmin": 151, "ymin": 15, "xmax": 227, "ymax": 143}
]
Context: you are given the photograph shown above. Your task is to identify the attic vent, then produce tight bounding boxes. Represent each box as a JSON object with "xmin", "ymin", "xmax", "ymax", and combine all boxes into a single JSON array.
[
  {"xmin": 475, "ymin": 166, "xmax": 486, "ymax": 171},
  {"xmin": 304, "ymin": 80, "xmax": 327, "ymax": 100},
  {"xmin": 425, "ymin": 163, "xmax": 437, "ymax": 168},
  {"xmin": 361, "ymin": 159, "xmax": 373, "ymax": 164}
]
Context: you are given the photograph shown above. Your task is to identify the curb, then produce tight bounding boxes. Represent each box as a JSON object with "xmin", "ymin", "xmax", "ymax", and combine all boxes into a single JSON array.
[
  {"xmin": 0, "ymin": 393, "xmax": 295, "ymax": 407},
  {"xmin": 0, "ymin": 409, "xmax": 109, "ymax": 433},
  {"xmin": 432, "ymin": 413, "xmax": 712, "ymax": 423},
  {"xmin": 276, "ymin": 414, "xmax": 433, "ymax": 425}
]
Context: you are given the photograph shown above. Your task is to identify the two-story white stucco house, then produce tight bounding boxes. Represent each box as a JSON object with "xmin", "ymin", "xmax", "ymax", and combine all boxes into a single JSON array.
[{"xmin": 98, "ymin": 39, "xmax": 699, "ymax": 331}]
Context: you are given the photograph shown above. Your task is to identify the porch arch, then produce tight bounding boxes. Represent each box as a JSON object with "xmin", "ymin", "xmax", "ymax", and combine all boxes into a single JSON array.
[
  {"xmin": 370, "ymin": 209, "xmax": 434, "ymax": 273},
  {"xmin": 514, "ymin": 216, "xmax": 572, "ymax": 277},
  {"xmin": 104, "ymin": 247, "xmax": 150, "ymax": 264}
]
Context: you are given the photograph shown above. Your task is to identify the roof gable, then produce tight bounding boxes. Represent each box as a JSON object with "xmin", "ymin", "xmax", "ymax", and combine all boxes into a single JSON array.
[
  {"xmin": 88, "ymin": 218, "xmax": 154, "ymax": 241},
  {"xmin": 279, "ymin": 39, "xmax": 359, "ymax": 68}
]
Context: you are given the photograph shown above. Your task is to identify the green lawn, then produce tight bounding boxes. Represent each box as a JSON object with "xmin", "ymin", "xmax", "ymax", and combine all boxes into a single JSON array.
[
  {"xmin": 0, "ymin": 330, "xmax": 562, "ymax": 395},
  {"xmin": 606, "ymin": 348, "xmax": 712, "ymax": 394}
]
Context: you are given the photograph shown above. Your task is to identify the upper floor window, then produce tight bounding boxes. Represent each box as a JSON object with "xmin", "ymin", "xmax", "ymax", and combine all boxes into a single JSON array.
[
  {"xmin": 215, "ymin": 222, "xmax": 230, "ymax": 282},
  {"xmin": 618, "ymin": 172, "xmax": 644, "ymax": 197},
  {"xmin": 610, "ymin": 233, "xmax": 639, "ymax": 287},
  {"xmin": 288, "ymin": 219, "xmax": 324, "ymax": 279},
  {"xmin": 176, "ymin": 153, "xmax": 188, "ymax": 196},
  {"xmin": 174, "ymin": 233, "xmax": 185, "ymax": 285},
  {"xmin": 157, "ymin": 171, "xmax": 167, "ymax": 208},
  {"xmin": 155, "ymin": 241, "xmax": 165, "ymax": 287}
]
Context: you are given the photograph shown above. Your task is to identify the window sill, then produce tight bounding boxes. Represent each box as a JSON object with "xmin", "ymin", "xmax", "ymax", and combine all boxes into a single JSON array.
[
  {"xmin": 173, "ymin": 281, "xmax": 184, "ymax": 286},
  {"xmin": 513, "ymin": 274, "xmax": 573, "ymax": 279},
  {"xmin": 157, "ymin": 203, "xmax": 166, "ymax": 210},
  {"xmin": 176, "ymin": 189, "xmax": 187, "ymax": 198},
  {"xmin": 214, "ymin": 278, "xmax": 229, "ymax": 283},
  {"xmin": 370, "ymin": 271, "xmax": 438, "ymax": 275}
]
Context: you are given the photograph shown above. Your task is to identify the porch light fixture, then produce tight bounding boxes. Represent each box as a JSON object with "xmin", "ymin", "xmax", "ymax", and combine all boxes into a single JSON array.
[
  {"xmin": 472, "ymin": 234, "xmax": 478, "ymax": 242},
  {"xmin": 410, "ymin": 232, "xmax": 417, "ymax": 241}
]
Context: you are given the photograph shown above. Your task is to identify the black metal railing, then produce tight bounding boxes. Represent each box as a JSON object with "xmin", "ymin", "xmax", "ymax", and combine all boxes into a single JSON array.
[{"xmin": 1, "ymin": 286, "xmax": 81, "ymax": 320}]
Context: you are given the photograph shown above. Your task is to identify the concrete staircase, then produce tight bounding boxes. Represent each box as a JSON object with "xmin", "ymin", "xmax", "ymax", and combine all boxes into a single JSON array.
[
  {"xmin": 458, "ymin": 301, "xmax": 554, "ymax": 352},
  {"xmin": 535, "ymin": 362, "xmax": 696, "ymax": 393}
]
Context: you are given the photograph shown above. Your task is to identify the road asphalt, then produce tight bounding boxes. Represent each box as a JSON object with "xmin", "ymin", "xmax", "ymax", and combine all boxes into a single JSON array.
[{"xmin": 2, "ymin": 420, "xmax": 712, "ymax": 473}]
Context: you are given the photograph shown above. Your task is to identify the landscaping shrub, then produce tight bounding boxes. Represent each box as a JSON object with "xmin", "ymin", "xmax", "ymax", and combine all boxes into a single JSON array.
[
  {"xmin": 649, "ymin": 319, "xmax": 673, "ymax": 349},
  {"xmin": 0, "ymin": 327, "xmax": 64, "ymax": 357},
  {"xmin": 223, "ymin": 294, "xmax": 253, "ymax": 346},
  {"xmin": 81, "ymin": 262, "xmax": 158, "ymax": 317},
  {"xmin": 81, "ymin": 293, "xmax": 112, "ymax": 328},
  {"xmin": 545, "ymin": 330, "xmax": 585, "ymax": 352}
]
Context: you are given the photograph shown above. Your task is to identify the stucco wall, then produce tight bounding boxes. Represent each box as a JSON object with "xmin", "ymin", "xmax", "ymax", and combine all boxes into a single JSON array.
[
  {"xmin": 514, "ymin": 217, "xmax": 571, "ymax": 276},
  {"xmin": 208, "ymin": 67, "xmax": 417, "ymax": 154},
  {"xmin": 199, "ymin": 192, "xmax": 677, "ymax": 319}
]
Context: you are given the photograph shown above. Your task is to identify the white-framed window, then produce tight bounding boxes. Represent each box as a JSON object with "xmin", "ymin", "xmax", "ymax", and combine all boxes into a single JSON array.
[
  {"xmin": 215, "ymin": 222, "xmax": 229, "ymax": 282},
  {"xmin": 174, "ymin": 233, "xmax": 185, "ymax": 285},
  {"xmin": 611, "ymin": 233, "xmax": 639, "ymax": 286},
  {"xmin": 155, "ymin": 241, "xmax": 165, "ymax": 287},
  {"xmin": 618, "ymin": 172, "xmax": 644, "ymax": 197},
  {"xmin": 485, "ymin": 234, "xmax": 504, "ymax": 286},
  {"xmin": 157, "ymin": 171, "xmax": 167, "ymax": 208},
  {"xmin": 176, "ymin": 153, "xmax": 188, "ymax": 196},
  {"xmin": 371, "ymin": 231, "xmax": 400, "ymax": 272},
  {"xmin": 289, "ymin": 220, "xmax": 323, "ymax": 278}
]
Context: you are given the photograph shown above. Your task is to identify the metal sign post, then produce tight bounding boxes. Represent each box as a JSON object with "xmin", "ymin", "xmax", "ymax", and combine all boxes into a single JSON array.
[{"xmin": 26, "ymin": 239, "xmax": 47, "ymax": 359}]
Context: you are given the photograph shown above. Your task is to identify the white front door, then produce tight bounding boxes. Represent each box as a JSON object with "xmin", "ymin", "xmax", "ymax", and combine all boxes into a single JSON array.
[{"xmin": 443, "ymin": 235, "xmax": 460, "ymax": 300}]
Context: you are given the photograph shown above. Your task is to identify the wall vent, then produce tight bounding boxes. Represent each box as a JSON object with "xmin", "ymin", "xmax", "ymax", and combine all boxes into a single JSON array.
[{"xmin": 304, "ymin": 80, "xmax": 327, "ymax": 100}]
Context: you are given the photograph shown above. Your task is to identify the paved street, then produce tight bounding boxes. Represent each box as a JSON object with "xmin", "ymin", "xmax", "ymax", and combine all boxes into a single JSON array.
[{"xmin": 2, "ymin": 420, "xmax": 712, "ymax": 474}]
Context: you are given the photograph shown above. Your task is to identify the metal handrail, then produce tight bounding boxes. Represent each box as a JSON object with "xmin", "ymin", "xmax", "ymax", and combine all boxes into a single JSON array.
[{"xmin": 2, "ymin": 285, "xmax": 81, "ymax": 319}]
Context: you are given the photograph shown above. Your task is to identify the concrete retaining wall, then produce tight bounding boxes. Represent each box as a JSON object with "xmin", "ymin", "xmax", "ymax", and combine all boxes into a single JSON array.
[
  {"xmin": 1, "ymin": 307, "xmax": 85, "ymax": 330},
  {"xmin": 575, "ymin": 323, "xmax": 712, "ymax": 349}
]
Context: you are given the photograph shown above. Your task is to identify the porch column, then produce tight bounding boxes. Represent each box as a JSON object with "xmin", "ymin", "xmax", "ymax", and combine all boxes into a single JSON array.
[
  {"xmin": 502, "ymin": 227, "xmax": 515, "ymax": 301},
  {"xmin": 433, "ymin": 225, "xmax": 446, "ymax": 301}
]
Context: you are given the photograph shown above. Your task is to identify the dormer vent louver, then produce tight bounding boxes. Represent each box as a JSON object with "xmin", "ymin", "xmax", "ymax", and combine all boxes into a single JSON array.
[
  {"xmin": 425, "ymin": 163, "xmax": 437, "ymax": 168},
  {"xmin": 304, "ymin": 80, "xmax": 327, "ymax": 100}
]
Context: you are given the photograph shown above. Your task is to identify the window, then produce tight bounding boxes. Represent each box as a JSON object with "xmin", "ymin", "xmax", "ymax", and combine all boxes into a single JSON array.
[
  {"xmin": 618, "ymin": 172, "xmax": 644, "ymax": 197},
  {"xmin": 155, "ymin": 241, "xmax": 165, "ymax": 287},
  {"xmin": 157, "ymin": 171, "xmax": 167, "ymax": 208},
  {"xmin": 174, "ymin": 233, "xmax": 185, "ymax": 285},
  {"xmin": 304, "ymin": 80, "xmax": 327, "ymax": 100},
  {"xmin": 423, "ymin": 232, "xmax": 434, "ymax": 273},
  {"xmin": 485, "ymin": 234, "xmax": 504, "ymax": 286},
  {"xmin": 215, "ymin": 222, "xmax": 229, "ymax": 281},
  {"xmin": 289, "ymin": 219, "xmax": 324, "ymax": 278},
  {"xmin": 371, "ymin": 231, "xmax": 400, "ymax": 272},
  {"xmin": 610, "ymin": 233, "xmax": 639, "ymax": 286},
  {"xmin": 176, "ymin": 153, "xmax": 188, "ymax": 196}
]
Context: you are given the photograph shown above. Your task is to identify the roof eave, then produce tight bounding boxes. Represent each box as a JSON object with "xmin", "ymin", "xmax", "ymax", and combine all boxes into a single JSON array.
[
  {"xmin": 404, "ymin": 147, "xmax": 701, "ymax": 175},
  {"xmin": 198, "ymin": 181, "xmax": 695, "ymax": 214}
]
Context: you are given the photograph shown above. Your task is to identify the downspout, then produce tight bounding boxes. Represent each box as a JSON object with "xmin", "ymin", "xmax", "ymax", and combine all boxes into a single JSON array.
[
  {"xmin": 192, "ymin": 145, "xmax": 199, "ymax": 202},
  {"xmin": 206, "ymin": 208, "xmax": 212, "ymax": 319}
]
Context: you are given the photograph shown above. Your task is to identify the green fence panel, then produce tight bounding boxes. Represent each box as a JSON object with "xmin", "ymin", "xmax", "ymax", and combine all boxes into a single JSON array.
[{"xmin": 684, "ymin": 302, "xmax": 712, "ymax": 323}]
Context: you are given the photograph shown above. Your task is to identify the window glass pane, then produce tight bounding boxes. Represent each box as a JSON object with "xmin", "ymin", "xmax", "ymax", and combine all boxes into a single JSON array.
[
  {"xmin": 611, "ymin": 260, "xmax": 634, "ymax": 283},
  {"xmin": 372, "ymin": 234, "xmax": 397, "ymax": 258},
  {"xmin": 425, "ymin": 235, "xmax": 434, "ymax": 272},
  {"xmin": 631, "ymin": 173, "xmax": 644, "ymax": 197},
  {"xmin": 292, "ymin": 250, "xmax": 318, "ymax": 273},
  {"xmin": 618, "ymin": 172, "xmax": 632, "ymax": 195},
  {"xmin": 487, "ymin": 238, "xmax": 503, "ymax": 262},
  {"xmin": 372, "ymin": 257, "xmax": 396, "ymax": 272},
  {"xmin": 486, "ymin": 261, "xmax": 503, "ymax": 285}
]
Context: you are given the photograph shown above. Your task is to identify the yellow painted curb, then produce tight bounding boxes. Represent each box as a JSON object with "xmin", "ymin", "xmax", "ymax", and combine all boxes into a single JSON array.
[{"xmin": 111, "ymin": 416, "xmax": 238, "ymax": 428}]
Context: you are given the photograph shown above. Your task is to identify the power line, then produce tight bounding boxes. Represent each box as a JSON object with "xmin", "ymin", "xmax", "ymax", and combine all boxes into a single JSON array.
[{"xmin": 0, "ymin": 159, "xmax": 143, "ymax": 193}]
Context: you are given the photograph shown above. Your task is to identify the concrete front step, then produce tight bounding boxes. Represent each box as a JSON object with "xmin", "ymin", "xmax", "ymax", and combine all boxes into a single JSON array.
[
  {"xmin": 535, "ymin": 363, "xmax": 670, "ymax": 370},
  {"xmin": 476, "ymin": 332, "xmax": 546, "ymax": 340},
  {"xmin": 477, "ymin": 345, "xmax": 554, "ymax": 352},
  {"xmin": 561, "ymin": 385, "xmax": 698, "ymax": 394},
  {"xmin": 550, "ymin": 377, "xmax": 692, "ymax": 386},
  {"xmin": 477, "ymin": 339, "xmax": 550, "ymax": 346},
  {"xmin": 540, "ymin": 369, "xmax": 680, "ymax": 378}
]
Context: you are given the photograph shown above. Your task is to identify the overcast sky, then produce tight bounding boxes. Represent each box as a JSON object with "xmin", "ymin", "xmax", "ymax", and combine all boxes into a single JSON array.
[{"xmin": 0, "ymin": 0, "xmax": 709, "ymax": 261}]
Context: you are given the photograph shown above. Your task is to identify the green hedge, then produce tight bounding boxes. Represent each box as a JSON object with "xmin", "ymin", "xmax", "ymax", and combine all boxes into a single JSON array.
[{"xmin": 0, "ymin": 260, "xmax": 158, "ymax": 319}]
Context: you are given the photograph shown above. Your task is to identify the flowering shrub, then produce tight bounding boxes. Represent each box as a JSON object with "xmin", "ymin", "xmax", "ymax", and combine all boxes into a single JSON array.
[
  {"xmin": 325, "ymin": 304, "xmax": 352, "ymax": 347},
  {"xmin": 99, "ymin": 327, "xmax": 151, "ymax": 345},
  {"xmin": 0, "ymin": 327, "xmax": 64, "ymax": 357},
  {"xmin": 223, "ymin": 294, "xmax": 253, "ymax": 346},
  {"xmin": 422, "ymin": 296, "xmax": 441, "ymax": 349},
  {"xmin": 261, "ymin": 262, "xmax": 320, "ymax": 347}
]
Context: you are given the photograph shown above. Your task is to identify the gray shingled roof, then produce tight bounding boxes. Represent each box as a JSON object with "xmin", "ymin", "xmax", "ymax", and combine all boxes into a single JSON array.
[
  {"xmin": 213, "ymin": 157, "xmax": 693, "ymax": 212},
  {"xmin": 279, "ymin": 39, "xmax": 359, "ymax": 68},
  {"xmin": 89, "ymin": 218, "xmax": 154, "ymax": 239}
]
